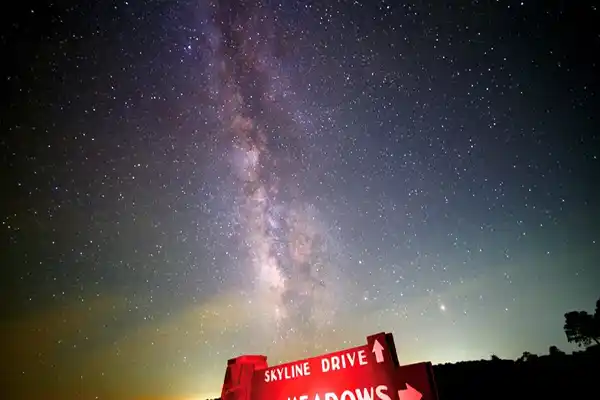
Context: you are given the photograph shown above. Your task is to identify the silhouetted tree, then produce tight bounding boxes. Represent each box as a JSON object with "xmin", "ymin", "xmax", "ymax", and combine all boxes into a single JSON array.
[
  {"xmin": 564, "ymin": 297, "xmax": 600, "ymax": 347},
  {"xmin": 548, "ymin": 345, "xmax": 565, "ymax": 356},
  {"xmin": 518, "ymin": 351, "xmax": 538, "ymax": 362},
  {"xmin": 490, "ymin": 354, "xmax": 501, "ymax": 361}
]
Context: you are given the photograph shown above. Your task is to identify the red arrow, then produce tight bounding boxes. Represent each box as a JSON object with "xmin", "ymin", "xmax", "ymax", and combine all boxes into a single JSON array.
[{"xmin": 397, "ymin": 383, "xmax": 422, "ymax": 400}]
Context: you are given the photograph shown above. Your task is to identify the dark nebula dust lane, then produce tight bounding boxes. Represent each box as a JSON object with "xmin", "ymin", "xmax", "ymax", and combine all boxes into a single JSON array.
[
  {"xmin": 2, "ymin": 1, "xmax": 599, "ymax": 399},
  {"xmin": 205, "ymin": 0, "xmax": 342, "ymax": 342}
]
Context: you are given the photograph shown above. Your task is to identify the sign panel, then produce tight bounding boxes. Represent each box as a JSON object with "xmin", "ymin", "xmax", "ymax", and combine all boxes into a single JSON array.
[
  {"xmin": 395, "ymin": 362, "xmax": 437, "ymax": 400},
  {"xmin": 220, "ymin": 332, "xmax": 438, "ymax": 400}
]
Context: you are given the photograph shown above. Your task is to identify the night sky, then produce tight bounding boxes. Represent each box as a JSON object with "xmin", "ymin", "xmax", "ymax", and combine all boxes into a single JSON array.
[{"xmin": 2, "ymin": 1, "xmax": 599, "ymax": 399}]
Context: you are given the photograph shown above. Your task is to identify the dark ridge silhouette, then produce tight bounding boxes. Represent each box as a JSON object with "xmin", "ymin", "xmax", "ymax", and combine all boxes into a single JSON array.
[
  {"xmin": 207, "ymin": 296, "xmax": 600, "ymax": 400},
  {"xmin": 434, "ymin": 345, "xmax": 599, "ymax": 400}
]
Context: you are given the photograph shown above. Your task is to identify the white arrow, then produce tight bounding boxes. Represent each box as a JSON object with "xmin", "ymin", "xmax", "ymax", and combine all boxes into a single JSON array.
[
  {"xmin": 372, "ymin": 339, "xmax": 385, "ymax": 363},
  {"xmin": 398, "ymin": 384, "xmax": 422, "ymax": 400}
]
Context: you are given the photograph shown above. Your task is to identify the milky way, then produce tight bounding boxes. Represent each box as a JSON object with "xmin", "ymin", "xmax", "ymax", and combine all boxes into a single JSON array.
[{"xmin": 207, "ymin": 0, "xmax": 339, "ymax": 342}]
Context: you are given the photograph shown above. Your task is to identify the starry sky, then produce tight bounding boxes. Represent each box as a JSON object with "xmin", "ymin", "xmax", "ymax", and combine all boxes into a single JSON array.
[{"xmin": 2, "ymin": 1, "xmax": 599, "ymax": 399}]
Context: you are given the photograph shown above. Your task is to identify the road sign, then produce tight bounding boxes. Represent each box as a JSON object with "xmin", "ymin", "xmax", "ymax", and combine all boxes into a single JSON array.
[
  {"xmin": 220, "ymin": 332, "xmax": 439, "ymax": 400},
  {"xmin": 395, "ymin": 362, "xmax": 437, "ymax": 400}
]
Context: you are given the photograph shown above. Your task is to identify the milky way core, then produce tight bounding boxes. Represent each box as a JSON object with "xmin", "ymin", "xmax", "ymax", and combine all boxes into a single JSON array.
[{"xmin": 208, "ymin": 0, "xmax": 340, "ymax": 343}]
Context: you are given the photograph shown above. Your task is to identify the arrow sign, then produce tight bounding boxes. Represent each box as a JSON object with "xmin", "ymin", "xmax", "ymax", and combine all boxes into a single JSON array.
[
  {"xmin": 394, "ymin": 362, "xmax": 438, "ymax": 400},
  {"xmin": 398, "ymin": 383, "xmax": 422, "ymax": 400},
  {"xmin": 372, "ymin": 339, "xmax": 385, "ymax": 363}
]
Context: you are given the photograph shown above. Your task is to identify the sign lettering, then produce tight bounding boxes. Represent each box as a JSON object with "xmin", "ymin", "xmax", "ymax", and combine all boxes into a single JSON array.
[
  {"xmin": 288, "ymin": 384, "xmax": 392, "ymax": 400},
  {"xmin": 265, "ymin": 361, "xmax": 311, "ymax": 382},
  {"xmin": 321, "ymin": 349, "xmax": 368, "ymax": 372}
]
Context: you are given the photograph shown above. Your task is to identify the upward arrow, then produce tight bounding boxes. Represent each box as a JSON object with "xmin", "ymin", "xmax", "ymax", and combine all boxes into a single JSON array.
[{"xmin": 372, "ymin": 339, "xmax": 385, "ymax": 363}]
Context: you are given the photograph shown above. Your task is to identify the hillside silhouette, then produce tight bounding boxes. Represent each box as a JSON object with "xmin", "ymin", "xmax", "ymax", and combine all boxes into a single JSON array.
[
  {"xmin": 434, "ymin": 345, "xmax": 599, "ymax": 400},
  {"xmin": 209, "ymin": 296, "xmax": 600, "ymax": 400},
  {"xmin": 435, "ymin": 297, "xmax": 600, "ymax": 400}
]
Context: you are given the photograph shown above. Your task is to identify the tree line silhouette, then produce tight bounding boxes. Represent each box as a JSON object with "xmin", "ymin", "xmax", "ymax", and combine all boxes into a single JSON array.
[
  {"xmin": 209, "ymin": 296, "xmax": 600, "ymax": 400},
  {"xmin": 434, "ymin": 296, "xmax": 600, "ymax": 400},
  {"xmin": 564, "ymin": 297, "xmax": 600, "ymax": 346}
]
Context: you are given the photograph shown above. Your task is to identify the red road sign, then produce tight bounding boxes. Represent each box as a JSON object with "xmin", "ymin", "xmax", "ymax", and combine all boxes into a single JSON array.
[
  {"xmin": 221, "ymin": 332, "xmax": 438, "ymax": 400},
  {"xmin": 395, "ymin": 362, "xmax": 437, "ymax": 400}
]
